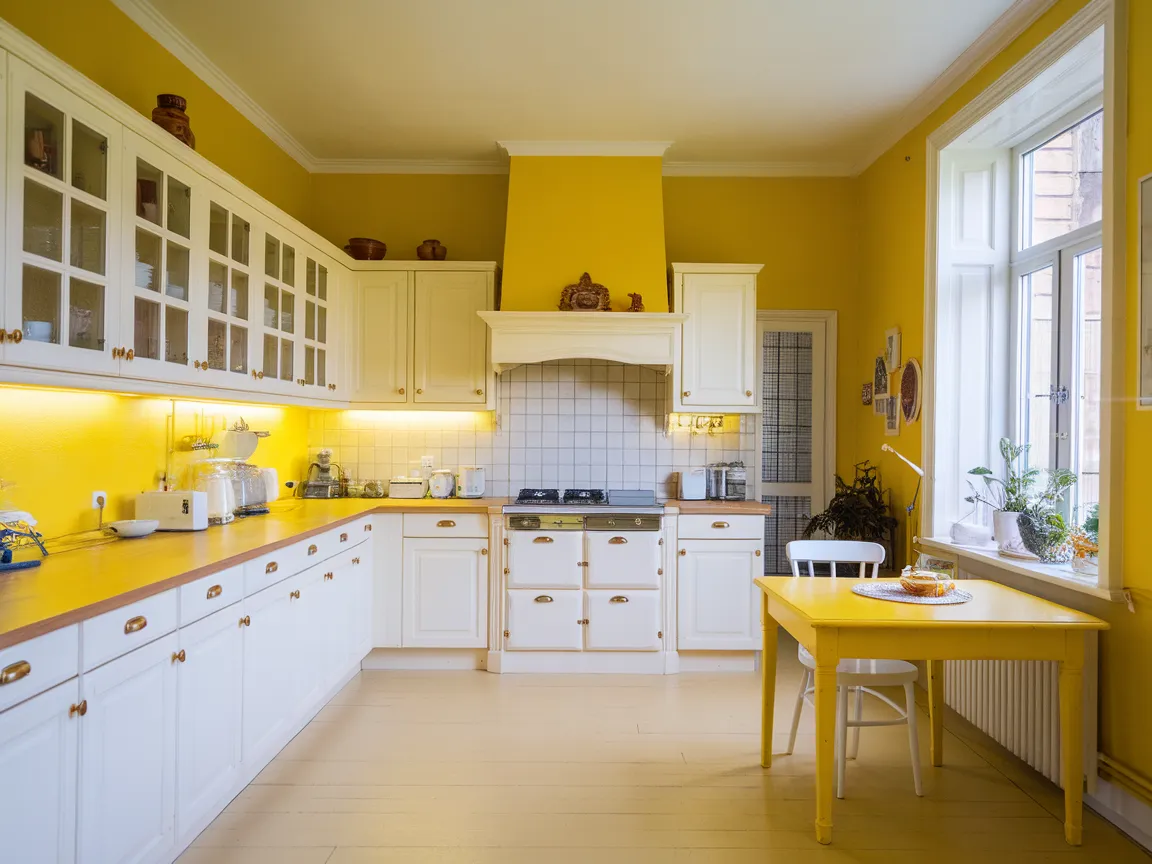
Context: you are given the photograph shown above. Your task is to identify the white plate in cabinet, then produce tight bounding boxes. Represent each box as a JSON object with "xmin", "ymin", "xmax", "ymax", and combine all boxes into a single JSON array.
[
  {"xmin": 678, "ymin": 514, "xmax": 765, "ymax": 540},
  {"xmin": 0, "ymin": 624, "xmax": 79, "ymax": 712},
  {"xmin": 505, "ymin": 590, "xmax": 584, "ymax": 650},
  {"xmin": 0, "ymin": 679, "xmax": 80, "ymax": 864},
  {"xmin": 240, "ymin": 580, "xmax": 297, "ymax": 766},
  {"xmin": 402, "ymin": 538, "xmax": 488, "ymax": 648},
  {"xmin": 412, "ymin": 271, "xmax": 491, "ymax": 405},
  {"xmin": 677, "ymin": 539, "xmax": 761, "ymax": 650},
  {"xmin": 584, "ymin": 590, "xmax": 662, "ymax": 652},
  {"xmin": 174, "ymin": 603, "xmax": 243, "ymax": 842},
  {"xmin": 507, "ymin": 530, "xmax": 583, "ymax": 589},
  {"xmin": 404, "ymin": 512, "xmax": 488, "ymax": 538},
  {"xmin": 81, "ymin": 588, "xmax": 178, "ymax": 672},
  {"xmin": 78, "ymin": 632, "xmax": 178, "ymax": 864},
  {"xmin": 585, "ymin": 531, "xmax": 661, "ymax": 589}
]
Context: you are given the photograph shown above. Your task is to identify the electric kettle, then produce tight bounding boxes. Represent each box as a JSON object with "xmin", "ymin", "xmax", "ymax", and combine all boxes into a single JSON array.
[
  {"xmin": 429, "ymin": 470, "xmax": 456, "ymax": 499},
  {"xmin": 456, "ymin": 466, "xmax": 485, "ymax": 498}
]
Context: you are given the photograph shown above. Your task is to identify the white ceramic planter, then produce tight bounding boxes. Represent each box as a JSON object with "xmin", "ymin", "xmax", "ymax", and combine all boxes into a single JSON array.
[{"xmin": 992, "ymin": 510, "xmax": 1037, "ymax": 559}]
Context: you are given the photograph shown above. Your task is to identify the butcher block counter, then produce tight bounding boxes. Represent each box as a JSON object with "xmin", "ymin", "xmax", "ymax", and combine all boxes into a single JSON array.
[
  {"xmin": 665, "ymin": 500, "xmax": 773, "ymax": 516},
  {"xmin": 0, "ymin": 497, "xmax": 506, "ymax": 650}
]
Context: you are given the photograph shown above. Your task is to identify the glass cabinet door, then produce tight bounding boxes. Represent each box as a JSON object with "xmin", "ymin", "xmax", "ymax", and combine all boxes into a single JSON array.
[
  {"xmin": 259, "ymin": 225, "xmax": 300, "ymax": 394},
  {"xmin": 4, "ymin": 58, "xmax": 121, "ymax": 373},
  {"xmin": 302, "ymin": 252, "xmax": 336, "ymax": 396},
  {"xmin": 203, "ymin": 195, "xmax": 253, "ymax": 382}
]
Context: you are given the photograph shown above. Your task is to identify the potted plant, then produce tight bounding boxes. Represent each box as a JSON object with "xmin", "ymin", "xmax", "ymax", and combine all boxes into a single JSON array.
[
  {"xmin": 803, "ymin": 461, "xmax": 898, "ymax": 572},
  {"xmin": 1069, "ymin": 504, "xmax": 1100, "ymax": 575},
  {"xmin": 966, "ymin": 439, "xmax": 1075, "ymax": 558}
]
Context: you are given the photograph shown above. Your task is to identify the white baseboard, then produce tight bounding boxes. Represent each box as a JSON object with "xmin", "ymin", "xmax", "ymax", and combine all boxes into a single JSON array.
[
  {"xmin": 488, "ymin": 650, "xmax": 678, "ymax": 674},
  {"xmin": 1088, "ymin": 776, "xmax": 1152, "ymax": 853},
  {"xmin": 362, "ymin": 648, "xmax": 487, "ymax": 670},
  {"xmin": 678, "ymin": 651, "xmax": 758, "ymax": 672}
]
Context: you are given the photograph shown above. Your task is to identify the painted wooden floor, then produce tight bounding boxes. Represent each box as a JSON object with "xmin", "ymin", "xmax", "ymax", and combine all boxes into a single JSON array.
[{"xmin": 180, "ymin": 639, "xmax": 1149, "ymax": 863}]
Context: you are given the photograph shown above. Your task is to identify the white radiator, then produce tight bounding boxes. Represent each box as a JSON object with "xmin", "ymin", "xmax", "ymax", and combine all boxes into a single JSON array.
[{"xmin": 944, "ymin": 641, "xmax": 1098, "ymax": 791}]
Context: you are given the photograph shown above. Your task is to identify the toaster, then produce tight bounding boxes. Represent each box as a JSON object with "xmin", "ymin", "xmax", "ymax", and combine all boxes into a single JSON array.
[
  {"xmin": 677, "ymin": 468, "xmax": 707, "ymax": 500},
  {"xmin": 388, "ymin": 477, "xmax": 428, "ymax": 499},
  {"xmin": 136, "ymin": 490, "xmax": 209, "ymax": 531}
]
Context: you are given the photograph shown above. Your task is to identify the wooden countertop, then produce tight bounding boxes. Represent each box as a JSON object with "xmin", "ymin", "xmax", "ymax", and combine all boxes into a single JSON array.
[
  {"xmin": 0, "ymin": 497, "xmax": 506, "ymax": 650},
  {"xmin": 665, "ymin": 500, "xmax": 773, "ymax": 516}
]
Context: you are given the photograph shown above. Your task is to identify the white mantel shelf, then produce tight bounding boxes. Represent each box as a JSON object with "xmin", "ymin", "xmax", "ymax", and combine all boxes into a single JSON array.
[{"xmin": 478, "ymin": 311, "xmax": 689, "ymax": 373}]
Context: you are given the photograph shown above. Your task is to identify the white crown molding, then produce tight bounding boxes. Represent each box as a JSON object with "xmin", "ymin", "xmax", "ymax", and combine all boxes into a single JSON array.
[
  {"xmin": 310, "ymin": 158, "xmax": 509, "ymax": 175},
  {"xmin": 662, "ymin": 160, "xmax": 854, "ymax": 177},
  {"xmin": 110, "ymin": 0, "xmax": 319, "ymax": 171},
  {"xmin": 851, "ymin": 0, "xmax": 1061, "ymax": 174},
  {"xmin": 498, "ymin": 140, "xmax": 672, "ymax": 157}
]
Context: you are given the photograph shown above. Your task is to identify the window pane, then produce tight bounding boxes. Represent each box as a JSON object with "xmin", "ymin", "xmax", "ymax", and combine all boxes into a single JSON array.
[
  {"xmin": 232, "ymin": 216, "xmax": 250, "ymax": 265},
  {"xmin": 71, "ymin": 120, "xmax": 107, "ymax": 199},
  {"xmin": 281, "ymin": 292, "xmax": 294, "ymax": 333},
  {"xmin": 209, "ymin": 203, "xmax": 228, "ymax": 256},
  {"xmin": 165, "ymin": 306, "xmax": 188, "ymax": 365},
  {"xmin": 166, "ymin": 241, "xmax": 189, "ymax": 301},
  {"xmin": 1024, "ymin": 111, "xmax": 1103, "ymax": 248},
  {"xmin": 24, "ymin": 179, "xmax": 63, "ymax": 261},
  {"xmin": 318, "ymin": 266, "xmax": 328, "ymax": 301},
  {"xmin": 231, "ymin": 271, "xmax": 249, "ymax": 320},
  {"xmin": 135, "ymin": 297, "xmax": 160, "ymax": 360},
  {"xmin": 280, "ymin": 337, "xmax": 294, "ymax": 381},
  {"xmin": 208, "ymin": 318, "xmax": 227, "ymax": 371},
  {"xmin": 264, "ymin": 284, "xmax": 279, "ymax": 329},
  {"xmin": 1073, "ymin": 247, "xmax": 1103, "ymax": 520},
  {"xmin": 305, "ymin": 300, "xmax": 315, "ymax": 340},
  {"xmin": 318, "ymin": 306, "xmax": 327, "ymax": 344},
  {"xmin": 760, "ymin": 331, "xmax": 813, "ymax": 483},
  {"xmin": 1022, "ymin": 266, "xmax": 1055, "ymax": 471},
  {"xmin": 70, "ymin": 199, "xmax": 106, "ymax": 274},
  {"xmin": 263, "ymin": 333, "xmax": 278, "ymax": 379},
  {"xmin": 208, "ymin": 261, "xmax": 227, "ymax": 313},
  {"xmin": 306, "ymin": 259, "xmax": 316, "ymax": 296},
  {"xmin": 136, "ymin": 229, "xmax": 161, "ymax": 291},
  {"xmin": 167, "ymin": 177, "xmax": 191, "ymax": 238},
  {"xmin": 22, "ymin": 265, "xmax": 61, "ymax": 343},
  {"xmin": 317, "ymin": 349, "xmax": 326, "ymax": 387},
  {"xmin": 265, "ymin": 236, "xmax": 279, "ymax": 279},
  {"xmin": 136, "ymin": 159, "xmax": 163, "ymax": 225},
  {"xmin": 305, "ymin": 344, "xmax": 315, "ymax": 386},
  {"xmin": 25, "ymin": 93, "xmax": 64, "ymax": 180},
  {"xmin": 69, "ymin": 278, "xmax": 105, "ymax": 351},
  {"xmin": 230, "ymin": 325, "xmax": 248, "ymax": 374},
  {"xmin": 282, "ymin": 244, "xmax": 295, "ymax": 287}
]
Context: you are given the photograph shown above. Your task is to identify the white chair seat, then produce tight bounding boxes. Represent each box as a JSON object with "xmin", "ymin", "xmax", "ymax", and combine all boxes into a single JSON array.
[{"xmin": 797, "ymin": 645, "xmax": 918, "ymax": 686}]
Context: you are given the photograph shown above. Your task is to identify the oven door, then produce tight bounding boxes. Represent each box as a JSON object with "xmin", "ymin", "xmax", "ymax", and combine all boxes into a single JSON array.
[
  {"xmin": 507, "ymin": 530, "xmax": 584, "ymax": 589},
  {"xmin": 506, "ymin": 590, "xmax": 583, "ymax": 650},
  {"xmin": 585, "ymin": 530, "xmax": 661, "ymax": 589}
]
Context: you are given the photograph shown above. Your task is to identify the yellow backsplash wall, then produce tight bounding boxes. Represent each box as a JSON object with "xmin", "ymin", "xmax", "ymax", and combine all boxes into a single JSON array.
[{"xmin": 0, "ymin": 387, "xmax": 309, "ymax": 538}]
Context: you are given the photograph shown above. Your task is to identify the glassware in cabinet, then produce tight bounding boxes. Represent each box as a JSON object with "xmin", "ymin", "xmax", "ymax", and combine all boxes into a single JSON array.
[{"xmin": 257, "ymin": 226, "xmax": 299, "ymax": 393}]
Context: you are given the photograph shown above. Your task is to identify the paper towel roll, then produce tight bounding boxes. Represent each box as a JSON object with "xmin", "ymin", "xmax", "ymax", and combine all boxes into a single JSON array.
[{"xmin": 260, "ymin": 468, "xmax": 279, "ymax": 503}]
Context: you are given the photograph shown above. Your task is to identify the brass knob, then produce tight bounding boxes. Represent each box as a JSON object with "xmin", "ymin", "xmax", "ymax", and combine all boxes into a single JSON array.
[
  {"xmin": 251, "ymin": 370, "xmax": 258, "ymax": 379},
  {"xmin": 171, "ymin": 649, "xmax": 186, "ymax": 663},
  {"xmin": 755, "ymin": 549, "xmax": 761, "ymax": 557},
  {"xmin": 475, "ymin": 389, "xmax": 483, "ymax": 396},
  {"xmin": 111, "ymin": 346, "xmax": 120, "ymax": 358},
  {"xmin": 657, "ymin": 567, "xmax": 664, "ymax": 575},
  {"xmin": 416, "ymin": 388, "xmax": 423, "ymax": 394},
  {"xmin": 481, "ymin": 548, "xmax": 488, "ymax": 556},
  {"xmin": 1, "ymin": 660, "xmax": 32, "ymax": 686},
  {"xmin": 352, "ymin": 557, "xmax": 361, "ymax": 565},
  {"xmin": 126, "ymin": 348, "xmax": 134, "ymax": 361},
  {"xmin": 745, "ymin": 390, "xmax": 753, "ymax": 397},
  {"xmin": 298, "ymin": 378, "xmax": 305, "ymax": 386},
  {"xmin": 124, "ymin": 615, "xmax": 148, "ymax": 634},
  {"xmin": 193, "ymin": 360, "xmax": 200, "ymax": 369},
  {"xmin": 239, "ymin": 615, "xmax": 251, "ymax": 627},
  {"xmin": 10, "ymin": 329, "xmax": 22, "ymax": 343},
  {"xmin": 201, "ymin": 361, "xmax": 208, "ymax": 371},
  {"xmin": 307, "ymin": 544, "xmax": 318, "ymax": 555},
  {"xmin": 679, "ymin": 549, "xmax": 686, "ymax": 556},
  {"xmin": 0, "ymin": 329, "xmax": 6, "ymax": 342},
  {"xmin": 69, "ymin": 700, "xmax": 88, "ymax": 718},
  {"xmin": 290, "ymin": 589, "xmax": 300, "ymax": 599},
  {"xmin": 266, "ymin": 561, "xmax": 278, "ymax": 574},
  {"xmin": 257, "ymin": 371, "xmax": 264, "ymax": 379},
  {"xmin": 683, "ymin": 390, "xmax": 690, "ymax": 397},
  {"xmin": 364, "ymin": 524, "xmax": 373, "ymax": 532},
  {"xmin": 340, "ymin": 532, "xmax": 348, "ymax": 542},
  {"xmin": 398, "ymin": 387, "xmax": 405, "ymax": 395},
  {"xmin": 329, "ymin": 383, "xmax": 336, "ymax": 391},
  {"xmin": 503, "ymin": 567, "xmax": 510, "ymax": 575},
  {"xmin": 323, "ymin": 572, "xmax": 334, "ymax": 581},
  {"xmin": 206, "ymin": 584, "xmax": 223, "ymax": 599}
]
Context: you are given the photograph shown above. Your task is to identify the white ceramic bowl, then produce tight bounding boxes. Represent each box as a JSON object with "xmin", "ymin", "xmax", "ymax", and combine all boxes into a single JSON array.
[{"xmin": 106, "ymin": 519, "xmax": 160, "ymax": 539}]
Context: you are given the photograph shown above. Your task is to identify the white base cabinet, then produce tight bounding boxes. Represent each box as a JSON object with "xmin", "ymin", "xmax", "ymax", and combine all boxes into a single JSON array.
[
  {"xmin": 677, "ymin": 539, "xmax": 762, "ymax": 651},
  {"xmin": 79, "ymin": 634, "xmax": 178, "ymax": 864},
  {"xmin": 0, "ymin": 680, "xmax": 79, "ymax": 864},
  {"xmin": 240, "ymin": 580, "xmax": 297, "ymax": 768},
  {"xmin": 585, "ymin": 590, "xmax": 662, "ymax": 651},
  {"xmin": 402, "ymin": 538, "xmax": 489, "ymax": 648},
  {"xmin": 506, "ymin": 590, "xmax": 584, "ymax": 650}
]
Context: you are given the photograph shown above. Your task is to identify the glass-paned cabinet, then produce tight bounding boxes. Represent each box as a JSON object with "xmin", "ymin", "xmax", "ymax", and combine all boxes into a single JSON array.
[
  {"xmin": 3, "ymin": 58, "xmax": 121, "ymax": 373},
  {"xmin": 258, "ymin": 225, "xmax": 301, "ymax": 395},
  {"xmin": 302, "ymin": 253, "xmax": 337, "ymax": 396},
  {"xmin": 203, "ymin": 190, "xmax": 254, "ymax": 382}
]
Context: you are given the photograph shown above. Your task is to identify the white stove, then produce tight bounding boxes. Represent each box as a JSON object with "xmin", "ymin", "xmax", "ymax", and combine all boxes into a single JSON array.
[{"xmin": 502, "ymin": 488, "xmax": 663, "ymax": 519}]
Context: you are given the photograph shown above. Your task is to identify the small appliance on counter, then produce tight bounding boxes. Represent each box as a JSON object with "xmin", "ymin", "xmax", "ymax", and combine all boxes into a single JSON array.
[
  {"xmin": 706, "ymin": 464, "xmax": 728, "ymax": 500},
  {"xmin": 677, "ymin": 468, "xmax": 707, "ymax": 500},
  {"xmin": 136, "ymin": 490, "xmax": 208, "ymax": 531},
  {"xmin": 189, "ymin": 460, "xmax": 236, "ymax": 525},
  {"xmin": 456, "ymin": 466, "xmax": 485, "ymax": 498},
  {"xmin": 430, "ymin": 470, "xmax": 456, "ymax": 499},
  {"xmin": 724, "ymin": 461, "xmax": 748, "ymax": 501},
  {"xmin": 301, "ymin": 448, "xmax": 345, "ymax": 499},
  {"xmin": 231, "ymin": 462, "xmax": 269, "ymax": 516},
  {"xmin": 389, "ymin": 477, "xmax": 428, "ymax": 499}
]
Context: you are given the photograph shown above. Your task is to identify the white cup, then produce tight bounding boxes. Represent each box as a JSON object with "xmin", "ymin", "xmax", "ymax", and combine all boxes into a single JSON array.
[{"xmin": 25, "ymin": 320, "xmax": 53, "ymax": 342}]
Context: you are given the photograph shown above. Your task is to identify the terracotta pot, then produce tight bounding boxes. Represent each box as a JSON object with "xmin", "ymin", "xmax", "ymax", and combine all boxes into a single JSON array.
[
  {"xmin": 344, "ymin": 237, "xmax": 387, "ymax": 260},
  {"xmin": 151, "ymin": 94, "xmax": 195, "ymax": 149},
  {"xmin": 432, "ymin": 244, "xmax": 448, "ymax": 260},
  {"xmin": 416, "ymin": 239, "xmax": 443, "ymax": 260}
]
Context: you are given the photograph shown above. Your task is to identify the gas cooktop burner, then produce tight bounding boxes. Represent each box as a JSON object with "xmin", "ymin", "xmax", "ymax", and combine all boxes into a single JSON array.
[
  {"xmin": 563, "ymin": 489, "xmax": 605, "ymax": 505},
  {"xmin": 513, "ymin": 489, "xmax": 610, "ymax": 505},
  {"xmin": 514, "ymin": 488, "xmax": 561, "ymax": 505}
]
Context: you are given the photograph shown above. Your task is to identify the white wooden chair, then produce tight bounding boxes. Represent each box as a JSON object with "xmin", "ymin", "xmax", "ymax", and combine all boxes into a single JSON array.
[{"xmin": 784, "ymin": 539, "xmax": 923, "ymax": 798}]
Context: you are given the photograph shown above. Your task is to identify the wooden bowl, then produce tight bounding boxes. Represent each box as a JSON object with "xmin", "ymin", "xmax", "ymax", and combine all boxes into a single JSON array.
[
  {"xmin": 344, "ymin": 237, "xmax": 387, "ymax": 260},
  {"xmin": 899, "ymin": 570, "xmax": 956, "ymax": 597}
]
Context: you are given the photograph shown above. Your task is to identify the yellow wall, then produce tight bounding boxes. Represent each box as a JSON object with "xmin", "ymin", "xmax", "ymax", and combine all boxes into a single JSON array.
[
  {"xmin": 307, "ymin": 173, "xmax": 509, "ymax": 263},
  {"xmin": 855, "ymin": 0, "xmax": 1152, "ymax": 783},
  {"xmin": 0, "ymin": 387, "xmax": 310, "ymax": 539},
  {"xmin": 0, "ymin": 0, "xmax": 312, "ymax": 221},
  {"xmin": 501, "ymin": 156, "xmax": 668, "ymax": 312}
]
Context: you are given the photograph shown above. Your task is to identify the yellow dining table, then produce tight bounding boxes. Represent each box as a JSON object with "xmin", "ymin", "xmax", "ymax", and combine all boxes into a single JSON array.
[{"xmin": 754, "ymin": 576, "xmax": 1108, "ymax": 846}]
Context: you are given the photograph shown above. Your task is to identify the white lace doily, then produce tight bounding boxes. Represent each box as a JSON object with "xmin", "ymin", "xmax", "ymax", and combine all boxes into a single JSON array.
[{"xmin": 851, "ymin": 582, "xmax": 973, "ymax": 605}]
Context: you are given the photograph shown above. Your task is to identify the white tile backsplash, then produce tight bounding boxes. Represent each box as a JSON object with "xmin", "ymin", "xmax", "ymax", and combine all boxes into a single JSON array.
[{"xmin": 312, "ymin": 359, "xmax": 757, "ymax": 500}]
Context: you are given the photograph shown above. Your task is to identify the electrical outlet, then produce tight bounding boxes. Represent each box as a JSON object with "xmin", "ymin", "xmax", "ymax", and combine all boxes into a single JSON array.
[{"xmin": 92, "ymin": 490, "xmax": 107, "ymax": 509}]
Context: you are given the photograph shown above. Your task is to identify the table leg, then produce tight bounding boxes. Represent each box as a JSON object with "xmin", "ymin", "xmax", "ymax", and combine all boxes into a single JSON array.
[
  {"xmin": 760, "ymin": 592, "xmax": 778, "ymax": 769},
  {"xmin": 928, "ymin": 659, "xmax": 945, "ymax": 767},
  {"xmin": 1060, "ymin": 632, "xmax": 1085, "ymax": 846},
  {"xmin": 813, "ymin": 632, "xmax": 839, "ymax": 845}
]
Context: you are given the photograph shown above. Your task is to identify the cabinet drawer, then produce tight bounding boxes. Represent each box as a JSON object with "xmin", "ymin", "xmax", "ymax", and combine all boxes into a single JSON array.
[
  {"xmin": 506, "ymin": 590, "xmax": 583, "ymax": 651},
  {"xmin": 507, "ymin": 531, "xmax": 583, "ymax": 588},
  {"xmin": 179, "ymin": 564, "xmax": 243, "ymax": 626},
  {"xmin": 244, "ymin": 541, "xmax": 308, "ymax": 596},
  {"xmin": 585, "ymin": 590, "xmax": 662, "ymax": 651},
  {"xmin": 678, "ymin": 514, "xmax": 764, "ymax": 540},
  {"xmin": 585, "ymin": 531, "xmax": 662, "ymax": 589},
  {"xmin": 0, "ymin": 625, "xmax": 79, "ymax": 712},
  {"xmin": 81, "ymin": 589, "xmax": 178, "ymax": 672},
  {"xmin": 403, "ymin": 513, "xmax": 487, "ymax": 538}
]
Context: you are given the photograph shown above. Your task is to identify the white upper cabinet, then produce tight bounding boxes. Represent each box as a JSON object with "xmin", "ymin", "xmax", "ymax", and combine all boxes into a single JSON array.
[
  {"xmin": 257, "ymin": 221, "xmax": 302, "ymax": 397},
  {"xmin": 671, "ymin": 263, "xmax": 761, "ymax": 413},
  {"xmin": 301, "ymin": 250, "xmax": 339, "ymax": 398},
  {"xmin": 4, "ymin": 58, "xmax": 121, "ymax": 374},
  {"xmin": 354, "ymin": 270, "xmax": 410, "ymax": 403},
  {"xmin": 412, "ymin": 270, "xmax": 492, "ymax": 406}
]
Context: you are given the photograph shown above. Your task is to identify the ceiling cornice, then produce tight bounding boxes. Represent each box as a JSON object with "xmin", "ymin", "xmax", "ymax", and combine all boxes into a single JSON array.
[
  {"xmin": 850, "ymin": 0, "xmax": 1061, "ymax": 174},
  {"xmin": 498, "ymin": 141, "xmax": 673, "ymax": 157},
  {"xmin": 310, "ymin": 159, "xmax": 510, "ymax": 175},
  {"xmin": 110, "ymin": 0, "xmax": 319, "ymax": 171},
  {"xmin": 662, "ymin": 161, "xmax": 854, "ymax": 178}
]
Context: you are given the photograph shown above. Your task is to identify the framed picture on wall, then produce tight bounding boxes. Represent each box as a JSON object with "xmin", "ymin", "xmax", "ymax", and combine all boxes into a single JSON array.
[
  {"xmin": 884, "ymin": 393, "xmax": 900, "ymax": 436},
  {"xmin": 862, "ymin": 382, "xmax": 873, "ymax": 405},
  {"xmin": 874, "ymin": 356, "xmax": 889, "ymax": 396},
  {"xmin": 885, "ymin": 328, "xmax": 902, "ymax": 372},
  {"xmin": 874, "ymin": 394, "xmax": 887, "ymax": 417}
]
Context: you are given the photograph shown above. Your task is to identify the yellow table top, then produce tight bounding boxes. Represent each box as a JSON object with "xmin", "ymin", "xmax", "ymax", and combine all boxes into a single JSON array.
[{"xmin": 754, "ymin": 576, "xmax": 1108, "ymax": 630}]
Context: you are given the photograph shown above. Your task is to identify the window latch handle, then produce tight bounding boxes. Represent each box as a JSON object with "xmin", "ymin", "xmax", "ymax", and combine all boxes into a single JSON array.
[{"xmin": 1034, "ymin": 385, "xmax": 1069, "ymax": 405}]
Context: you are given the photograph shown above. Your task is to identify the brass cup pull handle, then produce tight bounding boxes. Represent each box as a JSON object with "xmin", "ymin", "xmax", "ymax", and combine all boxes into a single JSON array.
[
  {"xmin": 69, "ymin": 700, "xmax": 88, "ymax": 718},
  {"xmin": 266, "ymin": 561, "xmax": 278, "ymax": 574},
  {"xmin": 437, "ymin": 520, "xmax": 456, "ymax": 528},
  {"xmin": 339, "ymin": 532, "xmax": 348, "ymax": 542},
  {"xmin": 124, "ymin": 615, "xmax": 148, "ymax": 634},
  {"xmin": 610, "ymin": 596, "xmax": 630, "ymax": 603},
  {"xmin": 534, "ymin": 595, "xmax": 554, "ymax": 603},
  {"xmin": 171, "ymin": 649, "xmax": 186, "ymax": 664},
  {"xmin": 290, "ymin": 589, "xmax": 301, "ymax": 599},
  {"xmin": 0, "ymin": 329, "xmax": 6, "ymax": 342},
  {"xmin": 352, "ymin": 557, "xmax": 360, "ymax": 565},
  {"xmin": 239, "ymin": 615, "xmax": 251, "ymax": 627},
  {"xmin": 533, "ymin": 536, "xmax": 554, "ymax": 544},
  {"xmin": 323, "ymin": 572, "xmax": 334, "ymax": 581},
  {"xmin": 206, "ymin": 584, "xmax": 223, "ymax": 600},
  {"xmin": 712, "ymin": 521, "xmax": 730, "ymax": 529},
  {"xmin": 307, "ymin": 544, "xmax": 318, "ymax": 555},
  {"xmin": 0, "ymin": 660, "xmax": 31, "ymax": 686},
  {"xmin": 608, "ymin": 536, "xmax": 628, "ymax": 544}
]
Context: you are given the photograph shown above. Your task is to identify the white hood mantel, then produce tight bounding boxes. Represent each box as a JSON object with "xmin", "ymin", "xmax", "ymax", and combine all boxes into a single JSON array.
[{"xmin": 477, "ymin": 311, "xmax": 688, "ymax": 373}]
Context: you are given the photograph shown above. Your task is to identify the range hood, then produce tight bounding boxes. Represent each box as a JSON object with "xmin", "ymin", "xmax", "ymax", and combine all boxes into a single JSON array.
[{"xmin": 478, "ymin": 311, "xmax": 687, "ymax": 373}]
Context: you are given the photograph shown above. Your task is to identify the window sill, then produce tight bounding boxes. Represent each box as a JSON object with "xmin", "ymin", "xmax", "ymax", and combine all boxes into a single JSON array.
[{"xmin": 917, "ymin": 536, "xmax": 1124, "ymax": 602}]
